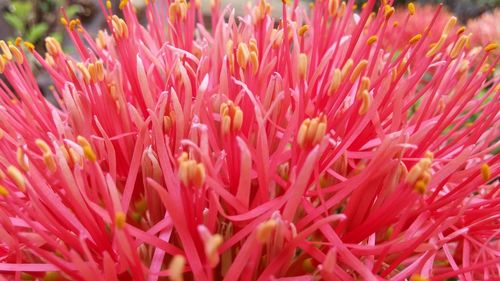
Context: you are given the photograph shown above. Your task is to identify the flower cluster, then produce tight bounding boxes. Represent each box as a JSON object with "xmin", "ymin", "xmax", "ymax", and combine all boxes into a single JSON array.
[{"xmin": 0, "ymin": 0, "xmax": 498, "ymax": 280}]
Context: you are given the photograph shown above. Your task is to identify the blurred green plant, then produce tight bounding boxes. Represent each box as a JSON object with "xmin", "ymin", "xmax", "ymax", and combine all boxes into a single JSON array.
[{"xmin": 3, "ymin": 0, "xmax": 81, "ymax": 47}]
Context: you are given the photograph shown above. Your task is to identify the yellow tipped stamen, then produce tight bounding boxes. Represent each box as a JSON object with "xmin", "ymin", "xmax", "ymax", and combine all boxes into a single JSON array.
[
  {"xmin": 297, "ymin": 114, "xmax": 327, "ymax": 148},
  {"xmin": 328, "ymin": 68, "xmax": 342, "ymax": 95},
  {"xmin": 169, "ymin": 255, "xmax": 186, "ymax": 281},
  {"xmin": 14, "ymin": 37, "xmax": 22, "ymax": 47},
  {"xmin": 115, "ymin": 211, "xmax": 126, "ymax": 229},
  {"xmin": 16, "ymin": 147, "xmax": 29, "ymax": 171},
  {"xmin": 250, "ymin": 51, "xmax": 259, "ymax": 75},
  {"xmin": 484, "ymin": 43, "xmax": 498, "ymax": 53},
  {"xmin": 0, "ymin": 185, "xmax": 9, "ymax": 197},
  {"xmin": 204, "ymin": 234, "xmax": 223, "ymax": 268},
  {"xmin": 220, "ymin": 101, "xmax": 243, "ymax": 135},
  {"xmin": 481, "ymin": 163, "xmax": 491, "ymax": 181},
  {"xmin": 341, "ymin": 58, "xmax": 354, "ymax": 80},
  {"xmin": 408, "ymin": 2, "xmax": 415, "ymax": 16},
  {"xmin": 249, "ymin": 39, "xmax": 258, "ymax": 55},
  {"xmin": 236, "ymin": 43, "xmax": 250, "ymax": 70},
  {"xmin": 9, "ymin": 44, "xmax": 23, "ymax": 64},
  {"xmin": 298, "ymin": 53, "xmax": 308, "ymax": 80},
  {"xmin": 450, "ymin": 35, "xmax": 467, "ymax": 59},
  {"xmin": 60, "ymin": 17, "xmax": 68, "ymax": 25},
  {"xmin": 338, "ymin": 1, "xmax": 346, "ymax": 17},
  {"xmin": 358, "ymin": 90, "xmax": 372, "ymax": 115},
  {"xmin": 119, "ymin": 0, "xmax": 128, "ymax": 9},
  {"xmin": 23, "ymin": 42, "xmax": 35, "ymax": 52},
  {"xmin": 409, "ymin": 34, "xmax": 422, "ymax": 45},
  {"xmin": 350, "ymin": 60, "xmax": 368, "ymax": 82},
  {"xmin": 426, "ymin": 35, "xmax": 446, "ymax": 57},
  {"xmin": 256, "ymin": 219, "xmax": 276, "ymax": 243},
  {"xmin": 77, "ymin": 136, "xmax": 97, "ymax": 162},
  {"xmin": 0, "ymin": 41, "xmax": 13, "ymax": 60},
  {"xmin": 443, "ymin": 16, "xmax": 457, "ymax": 36},
  {"xmin": 45, "ymin": 37, "xmax": 62, "ymax": 57},
  {"xmin": 414, "ymin": 180, "xmax": 427, "ymax": 194},
  {"xmin": 106, "ymin": 0, "xmax": 112, "ymax": 9},
  {"xmin": 357, "ymin": 76, "xmax": 370, "ymax": 99},
  {"xmin": 456, "ymin": 26, "xmax": 466, "ymax": 35},
  {"xmin": 178, "ymin": 153, "xmax": 206, "ymax": 188},
  {"xmin": 385, "ymin": 225, "xmax": 394, "ymax": 240},
  {"xmin": 111, "ymin": 16, "xmax": 129, "ymax": 39},
  {"xmin": 36, "ymin": 139, "xmax": 57, "ymax": 173},
  {"xmin": 384, "ymin": 5, "xmax": 395, "ymax": 19},
  {"xmin": 95, "ymin": 60, "xmax": 105, "ymax": 81},
  {"xmin": 410, "ymin": 274, "xmax": 429, "ymax": 281},
  {"xmin": 298, "ymin": 25, "xmax": 309, "ymax": 37},
  {"xmin": 96, "ymin": 30, "xmax": 107, "ymax": 49},
  {"xmin": 0, "ymin": 56, "xmax": 5, "ymax": 73},
  {"xmin": 302, "ymin": 258, "xmax": 315, "ymax": 273},
  {"xmin": 43, "ymin": 271, "xmax": 60, "ymax": 281},
  {"xmin": 76, "ymin": 63, "xmax": 91, "ymax": 83},
  {"xmin": 7, "ymin": 166, "xmax": 26, "ymax": 192},
  {"xmin": 328, "ymin": 0, "xmax": 339, "ymax": 16},
  {"xmin": 366, "ymin": 35, "xmax": 378, "ymax": 45}
]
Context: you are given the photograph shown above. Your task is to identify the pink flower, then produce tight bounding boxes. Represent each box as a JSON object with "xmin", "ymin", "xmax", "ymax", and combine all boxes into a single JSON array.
[
  {"xmin": 467, "ymin": 9, "xmax": 500, "ymax": 56},
  {"xmin": 0, "ymin": 0, "xmax": 498, "ymax": 280}
]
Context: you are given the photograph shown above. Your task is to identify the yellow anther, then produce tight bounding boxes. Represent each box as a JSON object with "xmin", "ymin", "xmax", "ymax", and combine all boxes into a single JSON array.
[
  {"xmin": 481, "ymin": 163, "xmax": 491, "ymax": 181},
  {"xmin": 43, "ymin": 271, "xmax": 60, "ymax": 281},
  {"xmin": 45, "ymin": 37, "xmax": 62, "ymax": 57},
  {"xmin": 14, "ymin": 37, "xmax": 22, "ymax": 47},
  {"xmin": 341, "ymin": 58, "xmax": 354, "ymax": 80},
  {"xmin": 298, "ymin": 25, "xmax": 309, "ymax": 37},
  {"xmin": 96, "ymin": 30, "xmax": 107, "ymax": 49},
  {"xmin": 271, "ymin": 29, "xmax": 284, "ymax": 49},
  {"xmin": 426, "ymin": 35, "xmax": 446, "ymax": 57},
  {"xmin": 69, "ymin": 19, "xmax": 78, "ymax": 31},
  {"xmin": 256, "ymin": 219, "xmax": 276, "ymax": 243},
  {"xmin": 0, "ymin": 185, "xmax": 8, "ymax": 197},
  {"xmin": 337, "ymin": 1, "xmax": 346, "ymax": 17},
  {"xmin": 77, "ymin": 136, "xmax": 97, "ymax": 162},
  {"xmin": 250, "ymin": 51, "xmax": 259, "ymax": 75},
  {"xmin": 169, "ymin": 255, "xmax": 186, "ymax": 281},
  {"xmin": 36, "ymin": 139, "xmax": 57, "ymax": 172},
  {"xmin": 410, "ymin": 274, "xmax": 429, "ymax": 281},
  {"xmin": 0, "ymin": 40, "xmax": 13, "ymax": 60},
  {"xmin": 119, "ymin": 0, "xmax": 128, "ymax": 9},
  {"xmin": 236, "ymin": 43, "xmax": 250, "ymax": 70},
  {"xmin": 220, "ymin": 101, "xmax": 243, "ymax": 135},
  {"xmin": 328, "ymin": 0, "xmax": 339, "ymax": 16},
  {"xmin": 384, "ymin": 5, "xmax": 395, "ymax": 19},
  {"xmin": 7, "ymin": 166, "xmax": 26, "ymax": 192},
  {"xmin": 408, "ymin": 2, "xmax": 415, "ymax": 16},
  {"xmin": 409, "ymin": 34, "xmax": 422, "ymax": 45},
  {"xmin": 69, "ymin": 147, "xmax": 83, "ymax": 166},
  {"xmin": 350, "ymin": 60, "xmax": 368, "ymax": 82},
  {"xmin": 106, "ymin": 0, "xmax": 112, "ymax": 9},
  {"xmin": 178, "ymin": 154, "xmax": 206, "ymax": 188},
  {"xmin": 366, "ymin": 35, "xmax": 378, "ymax": 45},
  {"xmin": 115, "ymin": 211, "xmax": 126, "ymax": 229},
  {"xmin": 297, "ymin": 114, "xmax": 327, "ymax": 148},
  {"xmin": 76, "ymin": 63, "xmax": 91, "ymax": 83},
  {"xmin": 16, "ymin": 147, "xmax": 29, "ymax": 171},
  {"xmin": 443, "ymin": 16, "xmax": 457, "ymax": 36},
  {"xmin": 204, "ymin": 234, "xmax": 223, "ymax": 268},
  {"xmin": 60, "ymin": 17, "xmax": 68, "ymax": 26},
  {"xmin": 95, "ymin": 60, "xmax": 105, "ymax": 81},
  {"xmin": 450, "ymin": 35, "xmax": 467, "ymax": 59},
  {"xmin": 225, "ymin": 39, "xmax": 234, "ymax": 58},
  {"xmin": 23, "ymin": 42, "xmax": 35, "ymax": 52},
  {"xmin": 298, "ymin": 53, "xmax": 308, "ymax": 80},
  {"xmin": 249, "ymin": 38, "xmax": 258, "ymax": 54},
  {"xmin": 111, "ymin": 16, "xmax": 128, "ymax": 39},
  {"xmin": 484, "ymin": 43, "xmax": 498, "ymax": 53},
  {"xmin": 328, "ymin": 68, "xmax": 342, "ymax": 95},
  {"xmin": 8, "ymin": 44, "xmax": 23, "ymax": 64},
  {"xmin": 0, "ymin": 56, "xmax": 5, "ymax": 73},
  {"xmin": 384, "ymin": 225, "xmax": 394, "ymax": 240},
  {"xmin": 357, "ymin": 76, "xmax": 370, "ymax": 99},
  {"xmin": 414, "ymin": 179, "xmax": 427, "ymax": 194},
  {"xmin": 358, "ymin": 90, "xmax": 372, "ymax": 115},
  {"xmin": 456, "ymin": 26, "xmax": 466, "ymax": 35}
]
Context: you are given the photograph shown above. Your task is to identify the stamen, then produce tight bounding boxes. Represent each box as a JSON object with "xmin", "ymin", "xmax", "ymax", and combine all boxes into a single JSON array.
[
  {"xmin": 119, "ymin": 0, "xmax": 128, "ymax": 9},
  {"xmin": 484, "ymin": 43, "xmax": 498, "ymax": 53},
  {"xmin": 45, "ymin": 37, "xmax": 62, "ymax": 57},
  {"xmin": 328, "ymin": 68, "xmax": 342, "ymax": 95},
  {"xmin": 350, "ymin": 60, "xmax": 368, "ymax": 82},
  {"xmin": 358, "ymin": 90, "xmax": 372, "ymax": 115},
  {"xmin": 250, "ymin": 51, "xmax": 259, "ymax": 75},
  {"xmin": 0, "ymin": 185, "xmax": 9, "ymax": 197},
  {"xmin": 236, "ymin": 43, "xmax": 250, "ymax": 70},
  {"xmin": 298, "ymin": 53, "xmax": 308, "ymax": 80},
  {"xmin": 16, "ymin": 147, "xmax": 29, "ymax": 171},
  {"xmin": 7, "ymin": 166, "xmax": 26, "ymax": 192},
  {"xmin": 0, "ymin": 41, "xmax": 13, "ymax": 60},
  {"xmin": 357, "ymin": 77, "xmax": 370, "ymax": 99},
  {"xmin": 169, "ymin": 255, "xmax": 186, "ymax": 281},
  {"xmin": 366, "ymin": 35, "xmax": 378, "ymax": 46},
  {"xmin": 178, "ymin": 153, "xmax": 206, "ymax": 188},
  {"xmin": 220, "ymin": 101, "xmax": 243, "ymax": 135},
  {"xmin": 384, "ymin": 5, "xmax": 395, "ymax": 19},
  {"xmin": 204, "ymin": 234, "xmax": 223, "ymax": 267},
  {"xmin": 443, "ymin": 17, "xmax": 457, "ymax": 36},
  {"xmin": 23, "ymin": 42, "xmax": 35, "ymax": 52},
  {"xmin": 329, "ymin": 0, "xmax": 339, "ymax": 16},
  {"xmin": 410, "ymin": 275, "xmax": 429, "ymax": 281},
  {"xmin": 407, "ymin": 2, "xmax": 415, "ymax": 16},
  {"xmin": 426, "ymin": 35, "xmax": 446, "ymax": 57},
  {"xmin": 409, "ymin": 34, "xmax": 422, "ymax": 45},
  {"xmin": 115, "ymin": 211, "xmax": 126, "ymax": 229},
  {"xmin": 36, "ymin": 139, "xmax": 57, "ymax": 172},
  {"xmin": 9, "ymin": 44, "xmax": 23, "ymax": 64},
  {"xmin": 297, "ymin": 114, "xmax": 327, "ymax": 148},
  {"xmin": 450, "ymin": 35, "xmax": 467, "ymax": 59},
  {"xmin": 77, "ymin": 136, "xmax": 97, "ymax": 162},
  {"xmin": 298, "ymin": 25, "xmax": 309, "ymax": 36},
  {"xmin": 341, "ymin": 59, "xmax": 354, "ymax": 81},
  {"xmin": 481, "ymin": 163, "xmax": 491, "ymax": 181},
  {"xmin": 256, "ymin": 219, "xmax": 276, "ymax": 243}
]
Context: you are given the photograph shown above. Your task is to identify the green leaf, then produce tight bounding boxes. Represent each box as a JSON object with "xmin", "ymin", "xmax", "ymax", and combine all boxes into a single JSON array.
[
  {"xmin": 26, "ymin": 23, "xmax": 49, "ymax": 43},
  {"xmin": 3, "ymin": 13, "xmax": 24, "ymax": 33},
  {"xmin": 66, "ymin": 5, "xmax": 81, "ymax": 18},
  {"xmin": 11, "ymin": 1, "xmax": 33, "ymax": 21}
]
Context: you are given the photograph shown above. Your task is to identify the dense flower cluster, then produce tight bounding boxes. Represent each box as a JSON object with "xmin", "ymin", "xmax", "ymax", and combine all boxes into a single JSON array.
[{"xmin": 0, "ymin": 0, "xmax": 498, "ymax": 280}]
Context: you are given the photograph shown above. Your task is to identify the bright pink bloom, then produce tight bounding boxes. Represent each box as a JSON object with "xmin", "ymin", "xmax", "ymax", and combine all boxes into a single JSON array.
[{"xmin": 0, "ymin": 0, "xmax": 498, "ymax": 280}]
